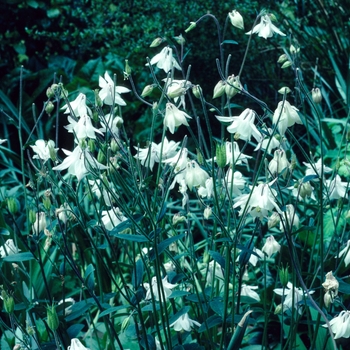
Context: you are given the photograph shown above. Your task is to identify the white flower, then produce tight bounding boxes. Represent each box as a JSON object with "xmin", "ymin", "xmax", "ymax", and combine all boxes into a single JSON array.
[
  {"xmin": 224, "ymin": 170, "xmax": 246, "ymax": 197},
  {"xmin": 68, "ymin": 338, "xmax": 89, "ymax": 350},
  {"xmin": 246, "ymin": 14, "xmax": 286, "ymax": 39},
  {"xmin": 323, "ymin": 311, "xmax": 350, "ymax": 339},
  {"xmin": 241, "ymin": 284, "xmax": 260, "ymax": 302},
  {"xmin": 225, "ymin": 141, "xmax": 252, "ymax": 166},
  {"xmin": 338, "ymin": 240, "xmax": 350, "ymax": 267},
  {"xmin": 279, "ymin": 204, "xmax": 299, "ymax": 232},
  {"xmin": 206, "ymin": 260, "xmax": 224, "ymax": 287},
  {"xmin": 268, "ymin": 149, "xmax": 290, "ymax": 178},
  {"xmin": 0, "ymin": 139, "xmax": 7, "ymax": 145},
  {"xmin": 30, "ymin": 140, "xmax": 58, "ymax": 163},
  {"xmin": 101, "ymin": 207, "xmax": 126, "ymax": 231},
  {"xmin": 32, "ymin": 212, "xmax": 47, "ymax": 235},
  {"xmin": 99, "ymin": 72, "xmax": 130, "ymax": 106},
  {"xmin": 289, "ymin": 180, "xmax": 316, "ymax": 201},
  {"xmin": 303, "ymin": 158, "xmax": 332, "ymax": 179},
  {"xmin": 62, "ymin": 93, "xmax": 90, "ymax": 117},
  {"xmin": 164, "ymin": 103, "xmax": 191, "ymax": 134},
  {"xmin": 185, "ymin": 160, "xmax": 209, "ymax": 191},
  {"xmin": 274, "ymin": 282, "xmax": 314, "ymax": 314},
  {"xmin": 58, "ymin": 297, "xmax": 75, "ymax": 315},
  {"xmin": 233, "ymin": 179, "xmax": 282, "ymax": 219},
  {"xmin": 89, "ymin": 179, "xmax": 114, "ymax": 206},
  {"xmin": 0, "ymin": 239, "xmax": 20, "ymax": 258},
  {"xmin": 254, "ymin": 128, "xmax": 280, "ymax": 154},
  {"xmin": 65, "ymin": 114, "xmax": 103, "ymax": 141},
  {"xmin": 198, "ymin": 177, "xmax": 214, "ymax": 198},
  {"xmin": 99, "ymin": 114, "xmax": 123, "ymax": 135},
  {"xmin": 262, "ymin": 236, "xmax": 281, "ymax": 258},
  {"xmin": 144, "ymin": 276, "xmax": 177, "ymax": 302},
  {"xmin": 216, "ymin": 108, "xmax": 261, "ymax": 142},
  {"xmin": 164, "ymin": 79, "xmax": 192, "ymax": 109},
  {"xmin": 322, "ymin": 271, "xmax": 339, "ymax": 298},
  {"xmin": 325, "ymin": 174, "xmax": 348, "ymax": 200},
  {"xmin": 228, "ymin": 10, "xmax": 244, "ymax": 30},
  {"xmin": 134, "ymin": 137, "xmax": 179, "ymax": 170},
  {"xmin": 237, "ymin": 247, "xmax": 264, "ymax": 266},
  {"xmin": 170, "ymin": 312, "xmax": 201, "ymax": 332},
  {"xmin": 53, "ymin": 145, "xmax": 108, "ymax": 182},
  {"xmin": 273, "ymin": 101, "xmax": 302, "ymax": 135},
  {"xmin": 148, "ymin": 47, "xmax": 181, "ymax": 73}
]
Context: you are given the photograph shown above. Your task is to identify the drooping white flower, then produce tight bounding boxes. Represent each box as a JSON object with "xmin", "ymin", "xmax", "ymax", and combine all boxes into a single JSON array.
[
  {"xmin": 148, "ymin": 46, "xmax": 181, "ymax": 73},
  {"xmin": 237, "ymin": 247, "xmax": 264, "ymax": 267},
  {"xmin": 62, "ymin": 93, "xmax": 91, "ymax": 118},
  {"xmin": 206, "ymin": 260, "xmax": 224, "ymax": 287},
  {"xmin": 68, "ymin": 338, "xmax": 90, "ymax": 350},
  {"xmin": 246, "ymin": 14, "xmax": 286, "ymax": 39},
  {"xmin": 273, "ymin": 101, "xmax": 302, "ymax": 135},
  {"xmin": 65, "ymin": 114, "xmax": 103, "ymax": 141},
  {"xmin": 30, "ymin": 140, "xmax": 58, "ymax": 163},
  {"xmin": 279, "ymin": 204, "xmax": 299, "ymax": 232},
  {"xmin": 325, "ymin": 174, "xmax": 348, "ymax": 200},
  {"xmin": 274, "ymin": 282, "xmax": 314, "ymax": 314},
  {"xmin": 241, "ymin": 284, "xmax": 260, "ymax": 302},
  {"xmin": 268, "ymin": 149, "xmax": 290, "ymax": 178},
  {"xmin": 322, "ymin": 271, "xmax": 339, "ymax": 299},
  {"xmin": 228, "ymin": 10, "xmax": 244, "ymax": 30},
  {"xmin": 185, "ymin": 160, "xmax": 209, "ymax": 191},
  {"xmin": 101, "ymin": 207, "xmax": 126, "ymax": 231},
  {"xmin": 216, "ymin": 109, "xmax": 261, "ymax": 142},
  {"xmin": 198, "ymin": 177, "xmax": 214, "ymax": 198},
  {"xmin": 32, "ymin": 212, "xmax": 47, "ymax": 235},
  {"xmin": 225, "ymin": 141, "xmax": 252, "ymax": 166},
  {"xmin": 338, "ymin": 240, "xmax": 350, "ymax": 267},
  {"xmin": 52, "ymin": 145, "xmax": 108, "ymax": 182},
  {"xmin": 303, "ymin": 158, "xmax": 332, "ymax": 179},
  {"xmin": 0, "ymin": 239, "xmax": 20, "ymax": 258},
  {"xmin": 254, "ymin": 128, "xmax": 280, "ymax": 154},
  {"xmin": 89, "ymin": 179, "xmax": 114, "ymax": 206},
  {"xmin": 98, "ymin": 72, "xmax": 130, "ymax": 106},
  {"xmin": 323, "ymin": 311, "xmax": 350, "ymax": 339},
  {"xmin": 164, "ymin": 79, "xmax": 192, "ymax": 109},
  {"xmin": 224, "ymin": 170, "xmax": 246, "ymax": 197},
  {"xmin": 164, "ymin": 103, "xmax": 191, "ymax": 134},
  {"xmin": 144, "ymin": 276, "xmax": 177, "ymax": 302},
  {"xmin": 233, "ymin": 179, "xmax": 282, "ymax": 219},
  {"xmin": 262, "ymin": 235, "xmax": 281, "ymax": 258},
  {"xmin": 289, "ymin": 180, "xmax": 316, "ymax": 201},
  {"xmin": 99, "ymin": 114, "xmax": 123, "ymax": 135},
  {"xmin": 170, "ymin": 312, "xmax": 201, "ymax": 332}
]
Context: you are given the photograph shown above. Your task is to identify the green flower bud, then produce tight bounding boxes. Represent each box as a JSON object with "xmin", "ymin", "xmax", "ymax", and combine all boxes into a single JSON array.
[
  {"xmin": 97, "ymin": 150, "xmax": 106, "ymax": 165},
  {"xmin": 124, "ymin": 60, "xmax": 131, "ymax": 76},
  {"xmin": 47, "ymin": 305, "xmax": 59, "ymax": 331},
  {"xmin": 185, "ymin": 22, "xmax": 196, "ymax": 33},
  {"xmin": 46, "ymin": 87, "xmax": 55, "ymax": 99},
  {"xmin": 278, "ymin": 87, "xmax": 291, "ymax": 95},
  {"xmin": 279, "ymin": 265, "xmax": 289, "ymax": 287},
  {"xmin": 290, "ymin": 44, "xmax": 299, "ymax": 54},
  {"xmin": 213, "ymin": 80, "xmax": 225, "ymax": 99},
  {"xmin": 192, "ymin": 84, "xmax": 202, "ymax": 99},
  {"xmin": 274, "ymin": 303, "xmax": 283, "ymax": 314},
  {"xmin": 203, "ymin": 207, "xmax": 212, "ymax": 220},
  {"xmin": 196, "ymin": 148, "xmax": 204, "ymax": 165},
  {"xmin": 29, "ymin": 209, "xmax": 37, "ymax": 225},
  {"xmin": 311, "ymin": 87, "xmax": 322, "ymax": 104},
  {"xmin": 88, "ymin": 139, "xmax": 96, "ymax": 153},
  {"xmin": 45, "ymin": 101, "xmax": 54, "ymax": 115},
  {"xmin": 94, "ymin": 89, "xmax": 103, "ymax": 107},
  {"xmin": 277, "ymin": 54, "xmax": 288, "ymax": 64},
  {"xmin": 7, "ymin": 198, "xmax": 18, "ymax": 215},
  {"xmin": 42, "ymin": 197, "xmax": 51, "ymax": 211},
  {"xmin": 2, "ymin": 290, "xmax": 15, "ymax": 314},
  {"xmin": 110, "ymin": 138, "xmax": 120, "ymax": 153},
  {"xmin": 150, "ymin": 37, "xmax": 163, "ymax": 48},
  {"xmin": 141, "ymin": 84, "xmax": 154, "ymax": 98},
  {"xmin": 48, "ymin": 142, "xmax": 57, "ymax": 162},
  {"xmin": 281, "ymin": 61, "xmax": 292, "ymax": 69},
  {"xmin": 174, "ymin": 34, "xmax": 185, "ymax": 45},
  {"xmin": 172, "ymin": 213, "xmax": 187, "ymax": 226},
  {"xmin": 203, "ymin": 250, "xmax": 210, "ymax": 264},
  {"xmin": 216, "ymin": 143, "xmax": 227, "ymax": 168},
  {"xmin": 50, "ymin": 84, "xmax": 59, "ymax": 95}
]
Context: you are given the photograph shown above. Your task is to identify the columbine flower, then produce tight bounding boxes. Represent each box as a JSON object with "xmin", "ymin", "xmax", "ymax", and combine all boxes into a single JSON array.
[
  {"xmin": 322, "ymin": 271, "xmax": 339, "ymax": 307},
  {"xmin": 32, "ymin": 212, "xmax": 47, "ymax": 235},
  {"xmin": 289, "ymin": 180, "xmax": 316, "ymax": 201},
  {"xmin": 148, "ymin": 46, "xmax": 181, "ymax": 73},
  {"xmin": 30, "ymin": 140, "xmax": 58, "ymax": 163},
  {"xmin": 65, "ymin": 114, "xmax": 103, "ymax": 141},
  {"xmin": 262, "ymin": 235, "xmax": 281, "ymax": 258},
  {"xmin": 144, "ymin": 276, "xmax": 177, "ymax": 302},
  {"xmin": 185, "ymin": 160, "xmax": 209, "ymax": 191},
  {"xmin": 246, "ymin": 14, "xmax": 286, "ymax": 39},
  {"xmin": 279, "ymin": 204, "xmax": 299, "ymax": 232},
  {"xmin": 233, "ymin": 179, "xmax": 282, "ymax": 219},
  {"xmin": 224, "ymin": 141, "xmax": 252, "ymax": 166},
  {"xmin": 274, "ymin": 282, "xmax": 314, "ymax": 314},
  {"xmin": 53, "ymin": 145, "xmax": 108, "ymax": 182},
  {"xmin": 325, "ymin": 174, "xmax": 348, "ymax": 200},
  {"xmin": 273, "ymin": 101, "xmax": 302, "ymax": 135},
  {"xmin": 164, "ymin": 79, "xmax": 192, "ymax": 109},
  {"xmin": 0, "ymin": 239, "xmax": 20, "ymax": 258},
  {"xmin": 89, "ymin": 179, "xmax": 114, "ymax": 206},
  {"xmin": 164, "ymin": 103, "xmax": 191, "ymax": 134},
  {"xmin": 237, "ymin": 247, "xmax": 264, "ymax": 267},
  {"xmin": 134, "ymin": 137, "xmax": 179, "ymax": 170},
  {"xmin": 198, "ymin": 177, "xmax": 214, "ymax": 198},
  {"xmin": 68, "ymin": 338, "xmax": 89, "ymax": 350},
  {"xmin": 224, "ymin": 170, "xmax": 246, "ymax": 197},
  {"xmin": 303, "ymin": 158, "xmax": 332, "ymax": 179},
  {"xmin": 254, "ymin": 128, "xmax": 280, "ymax": 154},
  {"xmin": 324, "ymin": 311, "xmax": 350, "ymax": 339},
  {"xmin": 170, "ymin": 312, "xmax": 201, "ymax": 332},
  {"xmin": 268, "ymin": 149, "xmax": 290, "ymax": 178},
  {"xmin": 99, "ymin": 71, "xmax": 130, "ymax": 106},
  {"xmin": 99, "ymin": 114, "xmax": 123, "ymax": 135},
  {"xmin": 206, "ymin": 260, "xmax": 224, "ymax": 287},
  {"xmin": 228, "ymin": 10, "xmax": 244, "ymax": 29},
  {"xmin": 62, "ymin": 93, "xmax": 90, "ymax": 117},
  {"xmin": 241, "ymin": 285, "xmax": 260, "ymax": 302},
  {"xmin": 216, "ymin": 108, "xmax": 261, "ymax": 142},
  {"xmin": 101, "ymin": 207, "xmax": 126, "ymax": 231},
  {"xmin": 338, "ymin": 240, "xmax": 350, "ymax": 267}
]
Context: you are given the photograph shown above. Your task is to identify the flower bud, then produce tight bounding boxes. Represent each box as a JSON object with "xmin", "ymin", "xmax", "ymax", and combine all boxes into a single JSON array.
[
  {"xmin": 88, "ymin": 139, "xmax": 96, "ymax": 153},
  {"xmin": 45, "ymin": 101, "xmax": 54, "ymax": 115},
  {"xmin": 2, "ymin": 290, "xmax": 15, "ymax": 314},
  {"xmin": 213, "ymin": 80, "xmax": 226, "ymax": 99},
  {"xmin": 141, "ymin": 84, "xmax": 154, "ymax": 98},
  {"xmin": 50, "ymin": 83, "xmax": 59, "ymax": 95},
  {"xmin": 46, "ymin": 87, "xmax": 55, "ymax": 99},
  {"xmin": 196, "ymin": 149, "xmax": 204, "ymax": 165},
  {"xmin": 216, "ymin": 143, "xmax": 227, "ymax": 168},
  {"xmin": 124, "ymin": 59, "xmax": 131, "ymax": 76},
  {"xmin": 29, "ymin": 209, "xmax": 37, "ymax": 225},
  {"xmin": 32, "ymin": 212, "xmax": 47, "ymax": 235},
  {"xmin": 47, "ymin": 305, "xmax": 59, "ymax": 331},
  {"xmin": 110, "ymin": 138, "xmax": 120, "ymax": 153},
  {"xmin": 324, "ymin": 291, "xmax": 332, "ymax": 308},
  {"xmin": 192, "ymin": 84, "xmax": 202, "ymax": 99},
  {"xmin": 97, "ymin": 150, "xmax": 106, "ymax": 165},
  {"xmin": 290, "ymin": 44, "xmax": 299, "ymax": 54},
  {"xmin": 299, "ymin": 181, "xmax": 313, "ymax": 199},
  {"xmin": 278, "ymin": 87, "xmax": 291, "ymax": 95},
  {"xmin": 173, "ymin": 34, "xmax": 185, "ymax": 45},
  {"xmin": 228, "ymin": 10, "xmax": 244, "ymax": 30},
  {"xmin": 279, "ymin": 265, "xmax": 289, "ymax": 287},
  {"xmin": 167, "ymin": 86, "xmax": 186, "ymax": 99},
  {"xmin": 281, "ymin": 61, "xmax": 292, "ymax": 69},
  {"xmin": 172, "ymin": 213, "xmax": 187, "ymax": 226},
  {"xmin": 7, "ymin": 198, "xmax": 18, "ymax": 215},
  {"xmin": 185, "ymin": 22, "xmax": 196, "ymax": 33},
  {"xmin": 42, "ymin": 197, "xmax": 51, "ymax": 211},
  {"xmin": 150, "ymin": 37, "xmax": 163, "ymax": 47},
  {"xmin": 277, "ymin": 54, "xmax": 288, "ymax": 64},
  {"xmin": 274, "ymin": 303, "xmax": 283, "ymax": 314},
  {"xmin": 268, "ymin": 212, "xmax": 280, "ymax": 229},
  {"xmin": 94, "ymin": 89, "xmax": 103, "ymax": 107},
  {"xmin": 311, "ymin": 88, "xmax": 322, "ymax": 104},
  {"xmin": 203, "ymin": 207, "xmax": 212, "ymax": 220},
  {"xmin": 225, "ymin": 75, "xmax": 241, "ymax": 98}
]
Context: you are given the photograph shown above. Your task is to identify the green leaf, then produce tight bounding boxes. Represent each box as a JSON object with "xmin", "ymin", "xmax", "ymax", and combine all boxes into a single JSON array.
[
  {"xmin": 132, "ymin": 258, "xmax": 144, "ymax": 289},
  {"xmin": 210, "ymin": 299, "xmax": 224, "ymax": 317},
  {"xmin": 221, "ymin": 40, "xmax": 238, "ymax": 45},
  {"xmin": 3, "ymin": 252, "xmax": 35, "ymax": 262},
  {"xmin": 198, "ymin": 315, "xmax": 222, "ymax": 332},
  {"xmin": 99, "ymin": 305, "xmax": 130, "ymax": 318},
  {"xmin": 0, "ymin": 228, "xmax": 10, "ymax": 235},
  {"xmin": 149, "ymin": 233, "xmax": 185, "ymax": 261},
  {"xmin": 114, "ymin": 234, "xmax": 149, "ymax": 242},
  {"xmin": 84, "ymin": 264, "xmax": 95, "ymax": 291}
]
